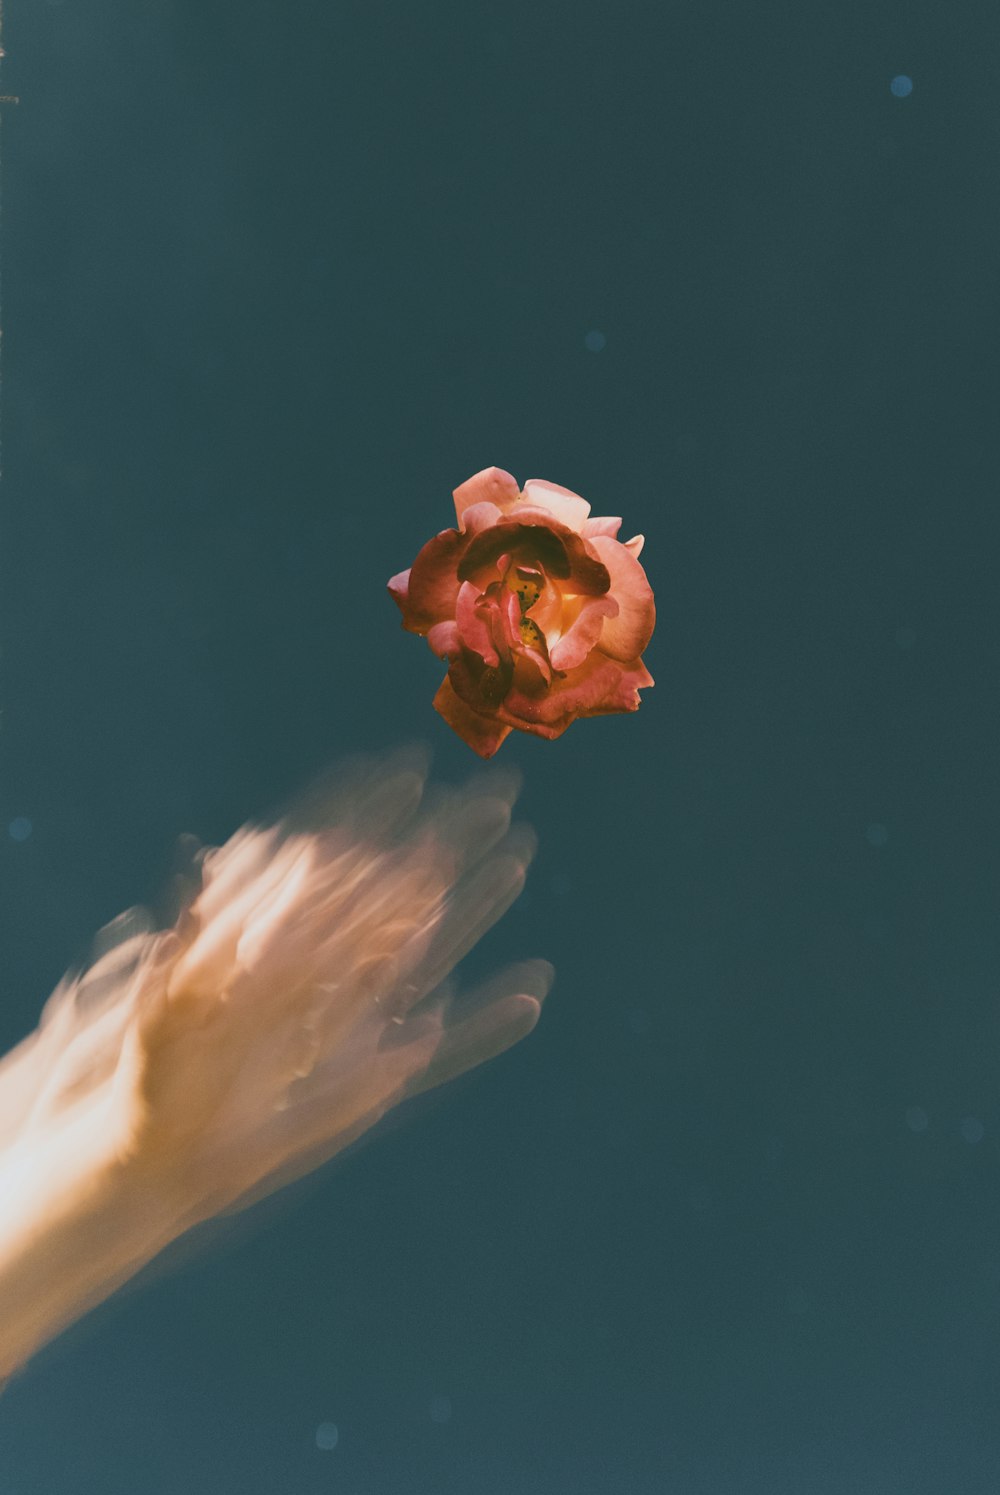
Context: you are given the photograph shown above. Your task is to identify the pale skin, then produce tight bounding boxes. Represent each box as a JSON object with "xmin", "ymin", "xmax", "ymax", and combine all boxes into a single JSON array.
[{"xmin": 0, "ymin": 752, "xmax": 551, "ymax": 1386}]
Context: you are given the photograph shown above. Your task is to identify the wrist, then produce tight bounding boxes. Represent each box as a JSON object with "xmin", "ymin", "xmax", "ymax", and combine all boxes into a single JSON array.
[{"xmin": 0, "ymin": 1099, "xmax": 180, "ymax": 1380}]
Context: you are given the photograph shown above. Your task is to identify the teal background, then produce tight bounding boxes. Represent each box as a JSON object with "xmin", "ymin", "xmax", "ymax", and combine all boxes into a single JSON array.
[{"xmin": 2, "ymin": 1, "xmax": 999, "ymax": 1491}]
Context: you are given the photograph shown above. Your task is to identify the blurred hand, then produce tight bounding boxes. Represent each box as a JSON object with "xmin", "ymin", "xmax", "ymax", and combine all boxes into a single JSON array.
[
  {"xmin": 0, "ymin": 752, "xmax": 551, "ymax": 1381},
  {"xmin": 115, "ymin": 752, "xmax": 550, "ymax": 1219}
]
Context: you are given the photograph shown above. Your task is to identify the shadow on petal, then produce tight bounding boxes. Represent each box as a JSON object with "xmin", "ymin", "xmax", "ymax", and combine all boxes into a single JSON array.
[{"xmin": 433, "ymin": 677, "xmax": 512, "ymax": 759}]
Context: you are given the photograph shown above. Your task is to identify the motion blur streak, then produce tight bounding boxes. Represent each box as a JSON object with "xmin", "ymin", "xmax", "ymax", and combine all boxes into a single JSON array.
[{"xmin": 0, "ymin": 749, "xmax": 551, "ymax": 1384}]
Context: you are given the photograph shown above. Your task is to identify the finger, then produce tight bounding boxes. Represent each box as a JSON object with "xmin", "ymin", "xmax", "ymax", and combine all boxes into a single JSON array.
[
  {"xmin": 398, "ymin": 824, "xmax": 538, "ymax": 1006},
  {"xmin": 192, "ymin": 825, "xmax": 284, "ymax": 929},
  {"xmin": 167, "ymin": 835, "xmax": 317, "ymax": 1002},
  {"xmin": 410, "ymin": 993, "xmax": 541, "ymax": 1093},
  {"xmin": 417, "ymin": 765, "xmax": 522, "ymax": 874},
  {"xmin": 275, "ymin": 745, "xmax": 431, "ymax": 843},
  {"xmin": 404, "ymin": 958, "xmax": 553, "ymax": 1095},
  {"xmin": 215, "ymin": 1018, "xmax": 444, "ymax": 1214},
  {"xmin": 200, "ymin": 960, "xmax": 551, "ymax": 1218}
]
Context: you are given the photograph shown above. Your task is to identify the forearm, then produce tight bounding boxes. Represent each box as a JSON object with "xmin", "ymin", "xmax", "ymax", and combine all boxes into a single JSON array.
[{"xmin": 0, "ymin": 1100, "xmax": 176, "ymax": 1383}]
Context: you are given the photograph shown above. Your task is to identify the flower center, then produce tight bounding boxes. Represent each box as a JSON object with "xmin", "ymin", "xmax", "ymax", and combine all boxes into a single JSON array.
[
  {"xmin": 511, "ymin": 564, "xmax": 543, "ymax": 614},
  {"xmin": 509, "ymin": 564, "xmax": 546, "ymax": 653}
]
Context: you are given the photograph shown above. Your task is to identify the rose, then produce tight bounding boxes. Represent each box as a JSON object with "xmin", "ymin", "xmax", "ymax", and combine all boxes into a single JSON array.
[{"xmin": 388, "ymin": 467, "xmax": 655, "ymax": 758}]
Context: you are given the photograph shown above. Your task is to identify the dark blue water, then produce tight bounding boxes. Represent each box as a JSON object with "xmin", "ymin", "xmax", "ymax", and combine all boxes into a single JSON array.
[{"xmin": 1, "ymin": 2, "xmax": 998, "ymax": 1491}]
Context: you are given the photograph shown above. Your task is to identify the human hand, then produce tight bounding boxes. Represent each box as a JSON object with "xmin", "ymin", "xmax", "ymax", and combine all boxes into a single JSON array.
[
  {"xmin": 107, "ymin": 752, "xmax": 550, "ymax": 1221},
  {"xmin": 0, "ymin": 752, "xmax": 550, "ymax": 1382}
]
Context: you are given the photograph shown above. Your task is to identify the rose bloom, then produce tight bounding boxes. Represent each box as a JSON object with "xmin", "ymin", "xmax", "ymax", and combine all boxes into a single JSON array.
[{"xmin": 388, "ymin": 467, "xmax": 655, "ymax": 758}]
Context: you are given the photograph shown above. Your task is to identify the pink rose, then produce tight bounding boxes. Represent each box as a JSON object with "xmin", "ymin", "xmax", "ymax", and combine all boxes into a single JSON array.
[{"xmin": 388, "ymin": 467, "xmax": 655, "ymax": 758}]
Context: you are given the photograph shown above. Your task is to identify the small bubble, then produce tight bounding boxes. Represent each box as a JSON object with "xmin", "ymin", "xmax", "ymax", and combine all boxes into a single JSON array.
[
  {"xmin": 315, "ymin": 1422, "xmax": 339, "ymax": 1451},
  {"xmin": 430, "ymin": 1395, "xmax": 452, "ymax": 1424},
  {"xmin": 905, "ymin": 1106, "xmax": 928, "ymax": 1133},
  {"xmin": 890, "ymin": 75, "xmax": 913, "ymax": 98},
  {"xmin": 895, "ymin": 626, "xmax": 917, "ymax": 649},
  {"xmin": 8, "ymin": 817, "xmax": 32, "ymax": 842},
  {"xmin": 866, "ymin": 823, "xmax": 888, "ymax": 847},
  {"xmin": 961, "ymin": 1116, "xmax": 985, "ymax": 1145},
  {"xmin": 584, "ymin": 330, "xmax": 606, "ymax": 352}
]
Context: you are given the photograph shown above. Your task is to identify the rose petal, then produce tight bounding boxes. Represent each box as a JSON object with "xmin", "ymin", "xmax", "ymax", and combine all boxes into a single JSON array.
[
  {"xmin": 460, "ymin": 501, "xmax": 505, "ymax": 535},
  {"xmin": 427, "ymin": 620, "xmax": 461, "ymax": 658},
  {"xmin": 498, "ymin": 713, "xmax": 574, "ymax": 741},
  {"xmin": 460, "ymin": 519, "xmax": 610, "ymax": 596},
  {"xmin": 453, "ymin": 467, "xmax": 521, "ymax": 529},
  {"xmin": 581, "ymin": 516, "xmax": 622, "ymax": 540},
  {"xmin": 520, "ymin": 479, "xmax": 591, "ymax": 532},
  {"xmin": 624, "ymin": 534, "xmax": 644, "ymax": 558},
  {"xmin": 501, "ymin": 651, "xmax": 651, "ymax": 728},
  {"xmin": 387, "ymin": 568, "xmax": 411, "ymax": 611},
  {"xmin": 456, "ymin": 581, "xmax": 500, "ymax": 668},
  {"xmin": 447, "ymin": 642, "xmax": 514, "ymax": 713},
  {"xmin": 500, "ymin": 586, "xmax": 522, "ymax": 649},
  {"xmin": 585, "ymin": 535, "xmax": 656, "ymax": 661},
  {"xmin": 577, "ymin": 657, "xmax": 655, "ymax": 716},
  {"xmin": 549, "ymin": 595, "xmax": 619, "ymax": 672},
  {"xmin": 403, "ymin": 529, "xmax": 469, "ymax": 631},
  {"xmin": 512, "ymin": 643, "xmax": 552, "ymax": 691},
  {"xmin": 522, "ymin": 588, "xmax": 554, "ymax": 637},
  {"xmin": 433, "ymin": 676, "xmax": 512, "ymax": 760}
]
